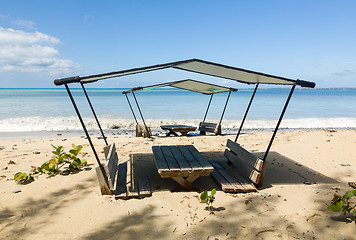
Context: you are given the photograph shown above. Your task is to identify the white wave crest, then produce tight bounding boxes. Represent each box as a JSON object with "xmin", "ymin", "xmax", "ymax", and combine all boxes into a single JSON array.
[{"xmin": 0, "ymin": 116, "xmax": 356, "ymax": 133}]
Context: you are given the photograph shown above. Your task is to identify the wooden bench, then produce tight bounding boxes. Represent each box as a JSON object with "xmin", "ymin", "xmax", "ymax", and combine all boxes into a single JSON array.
[
  {"xmin": 136, "ymin": 124, "xmax": 151, "ymax": 138},
  {"xmin": 209, "ymin": 139, "xmax": 265, "ymax": 193},
  {"xmin": 95, "ymin": 143, "xmax": 152, "ymax": 199},
  {"xmin": 199, "ymin": 122, "xmax": 221, "ymax": 135},
  {"xmin": 160, "ymin": 125, "xmax": 197, "ymax": 136},
  {"xmin": 152, "ymin": 145, "xmax": 214, "ymax": 191}
]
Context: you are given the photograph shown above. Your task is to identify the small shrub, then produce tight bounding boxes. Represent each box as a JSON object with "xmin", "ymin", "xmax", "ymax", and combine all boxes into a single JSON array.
[
  {"xmin": 14, "ymin": 144, "xmax": 87, "ymax": 184},
  {"xmin": 14, "ymin": 172, "xmax": 34, "ymax": 184},
  {"xmin": 200, "ymin": 188, "xmax": 216, "ymax": 214},
  {"xmin": 328, "ymin": 189, "xmax": 356, "ymax": 223}
]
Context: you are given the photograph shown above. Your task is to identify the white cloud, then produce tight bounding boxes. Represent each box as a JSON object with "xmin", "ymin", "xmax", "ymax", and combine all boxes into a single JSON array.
[
  {"xmin": 0, "ymin": 26, "xmax": 79, "ymax": 75},
  {"xmin": 12, "ymin": 19, "xmax": 36, "ymax": 29}
]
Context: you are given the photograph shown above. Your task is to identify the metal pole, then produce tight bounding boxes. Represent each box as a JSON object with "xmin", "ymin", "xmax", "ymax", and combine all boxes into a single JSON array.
[
  {"xmin": 80, "ymin": 82, "xmax": 108, "ymax": 146},
  {"xmin": 263, "ymin": 84, "xmax": 296, "ymax": 161},
  {"xmin": 235, "ymin": 83, "xmax": 259, "ymax": 142},
  {"xmin": 132, "ymin": 91, "xmax": 150, "ymax": 137},
  {"xmin": 64, "ymin": 84, "xmax": 109, "ymax": 185},
  {"xmin": 202, "ymin": 93, "xmax": 214, "ymax": 123},
  {"xmin": 124, "ymin": 93, "xmax": 139, "ymax": 125},
  {"xmin": 218, "ymin": 90, "xmax": 232, "ymax": 126}
]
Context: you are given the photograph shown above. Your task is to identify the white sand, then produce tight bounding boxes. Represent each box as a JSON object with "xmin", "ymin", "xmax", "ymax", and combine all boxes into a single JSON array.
[{"xmin": 0, "ymin": 130, "xmax": 355, "ymax": 239}]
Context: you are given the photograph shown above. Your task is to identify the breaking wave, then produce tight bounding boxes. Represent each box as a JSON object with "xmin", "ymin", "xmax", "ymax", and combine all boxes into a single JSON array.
[{"xmin": 1, "ymin": 116, "xmax": 356, "ymax": 133}]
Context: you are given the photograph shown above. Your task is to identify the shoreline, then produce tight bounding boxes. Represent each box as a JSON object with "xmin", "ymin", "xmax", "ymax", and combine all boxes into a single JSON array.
[{"xmin": 1, "ymin": 127, "xmax": 356, "ymax": 140}]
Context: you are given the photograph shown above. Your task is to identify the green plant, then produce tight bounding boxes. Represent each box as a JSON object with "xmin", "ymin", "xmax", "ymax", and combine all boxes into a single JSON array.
[
  {"xmin": 14, "ymin": 144, "xmax": 87, "ymax": 184},
  {"xmin": 328, "ymin": 189, "xmax": 356, "ymax": 223},
  {"xmin": 38, "ymin": 144, "xmax": 87, "ymax": 176},
  {"xmin": 14, "ymin": 172, "xmax": 34, "ymax": 184},
  {"xmin": 200, "ymin": 188, "xmax": 216, "ymax": 214}
]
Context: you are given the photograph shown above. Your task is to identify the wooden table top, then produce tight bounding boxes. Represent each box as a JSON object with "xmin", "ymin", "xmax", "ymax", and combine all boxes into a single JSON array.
[{"xmin": 152, "ymin": 145, "xmax": 213, "ymax": 178}]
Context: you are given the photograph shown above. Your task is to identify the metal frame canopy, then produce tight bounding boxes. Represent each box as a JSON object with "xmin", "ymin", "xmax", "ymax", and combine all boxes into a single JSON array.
[
  {"xmin": 54, "ymin": 58, "xmax": 316, "ymax": 190},
  {"xmin": 122, "ymin": 79, "xmax": 237, "ymax": 95},
  {"xmin": 54, "ymin": 58, "xmax": 315, "ymax": 88},
  {"xmin": 122, "ymin": 79, "xmax": 238, "ymax": 137}
]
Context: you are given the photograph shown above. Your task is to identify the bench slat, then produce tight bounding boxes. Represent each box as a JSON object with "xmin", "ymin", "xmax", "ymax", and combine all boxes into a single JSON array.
[
  {"xmin": 217, "ymin": 161, "xmax": 257, "ymax": 192},
  {"xmin": 226, "ymin": 139, "xmax": 263, "ymax": 170},
  {"xmin": 138, "ymin": 175, "xmax": 152, "ymax": 198},
  {"xmin": 210, "ymin": 160, "xmax": 245, "ymax": 193},
  {"xmin": 105, "ymin": 143, "xmax": 118, "ymax": 191},
  {"xmin": 115, "ymin": 162, "xmax": 128, "ymax": 199},
  {"xmin": 209, "ymin": 161, "xmax": 236, "ymax": 193}
]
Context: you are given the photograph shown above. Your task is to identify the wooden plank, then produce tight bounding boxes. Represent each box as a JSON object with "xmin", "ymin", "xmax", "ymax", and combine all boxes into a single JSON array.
[
  {"xmin": 138, "ymin": 175, "xmax": 151, "ymax": 198},
  {"xmin": 199, "ymin": 122, "xmax": 218, "ymax": 133},
  {"xmin": 105, "ymin": 143, "xmax": 118, "ymax": 191},
  {"xmin": 224, "ymin": 140, "xmax": 264, "ymax": 186},
  {"xmin": 210, "ymin": 160, "xmax": 244, "ymax": 193},
  {"xmin": 152, "ymin": 146, "xmax": 170, "ymax": 174},
  {"xmin": 176, "ymin": 145, "xmax": 203, "ymax": 171},
  {"xmin": 209, "ymin": 167, "xmax": 235, "ymax": 193},
  {"xmin": 95, "ymin": 165, "xmax": 112, "ymax": 195},
  {"xmin": 168, "ymin": 146, "xmax": 191, "ymax": 171},
  {"xmin": 115, "ymin": 162, "xmax": 128, "ymax": 199},
  {"xmin": 126, "ymin": 156, "xmax": 139, "ymax": 199},
  {"xmin": 185, "ymin": 145, "xmax": 214, "ymax": 171},
  {"xmin": 103, "ymin": 144, "xmax": 111, "ymax": 159},
  {"xmin": 218, "ymin": 161, "xmax": 257, "ymax": 192},
  {"xmin": 226, "ymin": 139, "xmax": 263, "ymax": 171},
  {"xmin": 160, "ymin": 146, "xmax": 180, "ymax": 171}
]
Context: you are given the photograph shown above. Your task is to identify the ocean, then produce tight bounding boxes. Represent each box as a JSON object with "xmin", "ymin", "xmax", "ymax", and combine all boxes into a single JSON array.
[{"xmin": 1, "ymin": 88, "xmax": 355, "ymax": 138}]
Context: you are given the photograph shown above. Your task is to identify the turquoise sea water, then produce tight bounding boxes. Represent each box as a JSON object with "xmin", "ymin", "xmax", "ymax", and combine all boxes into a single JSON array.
[{"xmin": 0, "ymin": 88, "xmax": 355, "ymax": 136}]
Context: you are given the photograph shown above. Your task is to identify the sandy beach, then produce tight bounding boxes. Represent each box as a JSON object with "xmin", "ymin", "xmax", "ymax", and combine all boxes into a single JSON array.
[{"xmin": 1, "ymin": 129, "xmax": 355, "ymax": 239}]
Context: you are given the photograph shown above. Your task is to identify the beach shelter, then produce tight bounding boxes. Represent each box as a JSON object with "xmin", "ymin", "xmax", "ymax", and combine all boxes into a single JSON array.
[
  {"xmin": 122, "ymin": 79, "xmax": 238, "ymax": 137},
  {"xmin": 54, "ymin": 58, "xmax": 316, "ymax": 193}
]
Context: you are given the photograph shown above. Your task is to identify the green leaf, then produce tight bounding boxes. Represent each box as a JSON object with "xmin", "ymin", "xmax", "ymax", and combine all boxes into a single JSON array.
[
  {"xmin": 14, "ymin": 172, "xmax": 25, "ymax": 181},
  {"xmin": 80, "ymin": 159, "xmax": 87, "ymax": 166},
  {"xmin": 342, "ymin": 190, "xmax": 356, "ymax": 201},
  {"xmin": 200, "ymin": 191, "xmax": 208, "ymax": 201},
  {"xmin": 211, "ymin": 188, "xmax": 216, "ymax": 197},
  {"xmin": 328, "ymin": 200, "xmax": 343, "ymax": 212}
]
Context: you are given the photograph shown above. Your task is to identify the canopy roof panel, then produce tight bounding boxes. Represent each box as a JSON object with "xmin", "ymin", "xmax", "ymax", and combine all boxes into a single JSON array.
[
  {"xmin": 122, "ymin": 79, "xmax": 238, "ymax": 95},
  {"xmin": 54, "ymin": 59, "xmax": 315, "ymax": 88}
]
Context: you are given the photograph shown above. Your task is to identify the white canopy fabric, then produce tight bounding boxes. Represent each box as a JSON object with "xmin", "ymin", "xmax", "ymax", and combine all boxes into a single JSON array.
[
  {"xmin": 122, "ymin": 79, "xmax": 237, "ymax": 95},
  {"xmin": 54, "ymin": 59, "xmax": 315, "ymax": 88}
]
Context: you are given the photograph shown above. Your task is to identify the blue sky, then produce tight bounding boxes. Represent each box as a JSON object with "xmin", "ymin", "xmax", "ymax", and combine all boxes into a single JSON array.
[{"xmin": 0, "ymin": 1, "xmax": 355, "ymax": 88}]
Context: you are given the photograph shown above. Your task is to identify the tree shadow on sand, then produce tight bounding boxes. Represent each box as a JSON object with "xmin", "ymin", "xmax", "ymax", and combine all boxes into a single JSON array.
[{"xmin": 0, "ymin": 175, "xmax": 97, "ymax": 238}]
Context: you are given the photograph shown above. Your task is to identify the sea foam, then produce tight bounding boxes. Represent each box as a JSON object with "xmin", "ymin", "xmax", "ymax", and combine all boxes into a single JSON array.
[{"xmin": 1, "ymin": 116, "xmax": 355, "ymax": 133}]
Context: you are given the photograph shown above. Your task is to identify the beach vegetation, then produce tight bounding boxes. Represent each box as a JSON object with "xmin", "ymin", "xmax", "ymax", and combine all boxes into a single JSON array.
[
  {"xmin": 14, "ymin": 144, "xmax": 87, "ymax": 184},
  {"xmin": 200, "ymin": 188, "xmax": 216, "ymax": 214},
  {"xmin": 14, "ymin": 171, "xmax": 34, "ymax": 184},
  {"xmin": 328, "ymin": 189, "xmax": 356, "ymax": 223}
]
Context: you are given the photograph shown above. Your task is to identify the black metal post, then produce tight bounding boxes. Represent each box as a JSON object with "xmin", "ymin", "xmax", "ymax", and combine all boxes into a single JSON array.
[
  {"xmin": 235, "ymin": 83, "xmax": 259, "ymax": 142},
  {"xmin": 64, "ymin": 84, "xmax": 109, "ymax": 186},
  {"xmin": 202, "ymin": 93, "xmax": 214, "ymax": 123},
  {"xmin": 124, "ymin": 93, "xmax": 139, "ymax": 125},
  {"xmin": 263, "ymin": 84, "xmax": 296, "ymax": 161},
  {"xmin": 131, "ymin": 91, "xmax": 150, "ymax": 137},
  {"xmin": 80, "ymin": 82, "xmax": 108, "ymax": 146},
  {"xmin": 218, "ymin": 90, "xmax": 232, "ymax": 126}
]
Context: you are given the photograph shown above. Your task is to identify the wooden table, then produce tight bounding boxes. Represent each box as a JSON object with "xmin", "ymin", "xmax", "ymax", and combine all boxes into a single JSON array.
[
  {"xmin": 152, "ymin": 145, "xmax": 214, "ymax": 191},
  {"xmin": 160, "ymin": 125, "xmax": 197, "ymax": 136}
]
